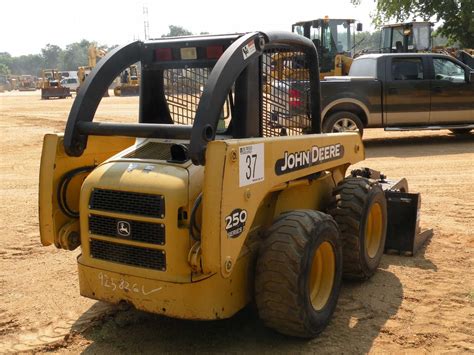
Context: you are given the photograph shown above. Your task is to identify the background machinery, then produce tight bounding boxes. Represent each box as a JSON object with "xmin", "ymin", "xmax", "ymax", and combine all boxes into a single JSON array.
[
  {"xmin": 0, "ymin": 74, "xmax": 11, "ymax": 92},
  {"xmin": 266, "ymin": 18, "xmax": 362, "ymax": 85},
  {"xmin": 7, "ymin": 75, "xmax": 19, "ymax": 90},
  {"xmin": 113, "ymin": 64, "xmax": 140, "ymax": 96},
  {"xmin": 77, "ymin": 43, "xmax": 109, "ymax": 96},
  {"xmin": 41, "ymin": 69, "xmax": 71, "ymax": 99},
  {"xmin": 380, "ymin": 21, "xmax": 474, "ymax": 68},
  {"xmin": 18, "ymin": 75, "xmax": 37, "ymax": 91},
  {"xmin": 39, "ymin": 32, "xmax": 425, "ymax": 338},
  {"xmin": 292, "ymin": 17, "xmax": 363, "ymax": 77}
]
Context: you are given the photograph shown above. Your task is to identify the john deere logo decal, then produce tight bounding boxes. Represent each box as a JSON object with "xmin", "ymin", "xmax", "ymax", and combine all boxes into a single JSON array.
[
  {"xmin": 275, "ymin": 144, "xmax": 344, "ymax": 175},
  {"xmin": 117, "ymin": 221, "xmax": 131, "ymax": 237}
]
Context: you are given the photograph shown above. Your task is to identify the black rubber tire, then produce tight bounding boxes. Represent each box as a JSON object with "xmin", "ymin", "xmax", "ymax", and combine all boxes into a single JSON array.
[
  {"xmin": 255, "ymin": 210, "xmax": 342, "ymax": 338},
  {"xmin": 329, "ymin": 177, "xmax": 387, "ymax": 280},
  {"xmin": 449, "ymin": 128, "xmax": 472, "ymax": 134},
  {"xmin": 322, "ymin": 111, "xmax": 364, "ymax": 136}
]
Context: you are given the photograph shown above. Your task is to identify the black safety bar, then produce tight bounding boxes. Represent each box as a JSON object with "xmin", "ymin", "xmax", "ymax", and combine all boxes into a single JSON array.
[
  {"xmin": 63, "ymin": 31, "xmax": 321, "ymax": 164},
  {"xmin": 64, "ymin": 41, "xmax": 144, "ymax": 156}
]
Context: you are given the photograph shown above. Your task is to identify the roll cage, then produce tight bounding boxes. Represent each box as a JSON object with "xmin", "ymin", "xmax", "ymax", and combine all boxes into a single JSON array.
[{"xmin": 64, "ymin": 31, "xmax": 321, "ymax": 165}]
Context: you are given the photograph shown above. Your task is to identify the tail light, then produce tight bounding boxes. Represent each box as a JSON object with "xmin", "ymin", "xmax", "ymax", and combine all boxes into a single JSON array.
[
  {"xmin": 206, "ymin": 46, "xmax": 223, "ymax": 59},
  {"xmin": 155, "ymin": 48, "xmax": 173, "ymax": 61}
]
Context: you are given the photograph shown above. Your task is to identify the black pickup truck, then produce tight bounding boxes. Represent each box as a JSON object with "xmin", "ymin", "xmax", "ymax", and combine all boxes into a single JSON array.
[{"xmin": 319, "ymin": 53, "xmax": 474, "ymax": 135}]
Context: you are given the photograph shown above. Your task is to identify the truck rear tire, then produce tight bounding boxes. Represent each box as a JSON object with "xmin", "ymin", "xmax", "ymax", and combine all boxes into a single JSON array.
[
  {"xmin": 323, "ymin": 111, "xmax": 364, "ymax": 136},
  {"xmin": 328, "ymin": 177, "xmax": 387, "ymax": 280},
  {"xmin": 255, "ymin": 210, "xmax": 342, "ymax": 338}
]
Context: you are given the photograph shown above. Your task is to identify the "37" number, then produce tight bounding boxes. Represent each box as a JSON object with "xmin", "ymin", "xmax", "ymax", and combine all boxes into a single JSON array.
[{"xmin": 245, "ymin": 154, "xmax": 257, "ymax": 180}]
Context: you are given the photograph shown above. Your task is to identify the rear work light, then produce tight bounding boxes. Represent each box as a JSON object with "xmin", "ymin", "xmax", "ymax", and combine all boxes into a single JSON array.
[{"xmin": 180, "ymin": 47, "xmax": 197, "ymax": 60}]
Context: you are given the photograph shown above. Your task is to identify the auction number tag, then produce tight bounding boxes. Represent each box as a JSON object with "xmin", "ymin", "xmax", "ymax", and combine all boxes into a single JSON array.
[{"xmin": 239, "ymin": 143, "xmax": 264, "ymax": 187}]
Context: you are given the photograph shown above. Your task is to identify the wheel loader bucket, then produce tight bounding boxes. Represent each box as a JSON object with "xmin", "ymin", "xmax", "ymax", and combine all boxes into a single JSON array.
[
  {"xmin": 41, "ymin": 87, "xmax": 71, "ymax": 99},
  {"xmin": 114, "ymin": 85, "xmax": 139, "ymax": 96}
]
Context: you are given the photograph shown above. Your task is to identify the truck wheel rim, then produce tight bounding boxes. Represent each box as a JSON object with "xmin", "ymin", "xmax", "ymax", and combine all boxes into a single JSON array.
[
  {"xmin": 365, "ymin": 202, "xmax": 383, "ymax": 258},
  {"xmin": 309, "ymin": 241, "xmax": 335, "ymax": 311},
  {"xmin": 332, "ymin": 118, "xmax": 358, "ymax": 132}
]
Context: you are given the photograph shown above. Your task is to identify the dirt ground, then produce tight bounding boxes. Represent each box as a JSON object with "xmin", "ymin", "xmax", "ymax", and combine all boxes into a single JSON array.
[{"xmin": 1, "ymin": 90, "xmax": 473, "ymax": 353}]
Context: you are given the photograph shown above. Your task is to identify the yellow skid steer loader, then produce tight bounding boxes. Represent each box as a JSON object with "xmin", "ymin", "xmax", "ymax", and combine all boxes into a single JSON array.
[{"xmin": 39, "ymin": 31, "xmax": 427, "ymax": 338}]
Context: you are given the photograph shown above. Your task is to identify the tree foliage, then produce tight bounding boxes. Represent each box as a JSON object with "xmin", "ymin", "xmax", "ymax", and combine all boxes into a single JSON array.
[
  {"xmin": 1, "ymin": 24, "xmax": 196, "ymax": 76},
  {"xmin": 162, "ymin": 25, "xmax": 193, "ymax": 37},
  {"xmin": 355, "ymin": 30, "xmax": 382, "ymax": 52},
  {"xmin": 0, "ymin": 63, "xmax": 10, "ymax": 75},
  {"xmin": 0, "ymin": 40, "xmax": 113, "ymax": 76},
  {"xmin": 353, "ymin": 0, "xmax": 474, "ymax": 48}
]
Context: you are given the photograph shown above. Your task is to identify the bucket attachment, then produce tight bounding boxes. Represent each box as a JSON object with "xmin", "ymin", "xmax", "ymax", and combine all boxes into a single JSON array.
[
  {"xmin": 41, "ymin": 87, "xmax": 71, "ymax": 99},
  {"xmin": 351, "ymin": 167, "xmax": 432, "ymax": 256},
  {"xmin": 384, "ymin": 191, "xmax": 433, "ymax": 256},
  {"xmin": 114, "ymin": 85, "xmax": 139, "ymax": 96}
]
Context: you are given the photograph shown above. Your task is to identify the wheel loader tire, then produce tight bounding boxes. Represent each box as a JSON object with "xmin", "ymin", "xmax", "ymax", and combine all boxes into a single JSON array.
[
  {"xmin": 322, "ymin": 111, "xmax": 364, "ymax": 136},
  {"xmin": 255, "ymin": 210, "xmax": 342, "ymax": 338},
  {"xmin": 329, "ymin": 177, "xmax": 387, "ymax": 280}
]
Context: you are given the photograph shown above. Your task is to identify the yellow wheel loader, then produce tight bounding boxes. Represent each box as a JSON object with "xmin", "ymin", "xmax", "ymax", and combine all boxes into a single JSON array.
[
  {"xmin": 41, "ymin": 69, "xmax": 71, "ymax": 99},
  {"xmin": 39, "ymin": 31, "xmax": 427, "ymax": 338},
  {"xmin": 77, "ymin": 66, "xmax": 109, "ymax": 97},
  {"xmin": 291, "ymin": 18, "xmax": 362, "ymax": 78},
  {"xmin": 114, "ymin": 64, "xmax": 140, "ymax": 96},
  {"xmin": 264, "ymin": 18, "xmax": 362, "ymax": 93}
]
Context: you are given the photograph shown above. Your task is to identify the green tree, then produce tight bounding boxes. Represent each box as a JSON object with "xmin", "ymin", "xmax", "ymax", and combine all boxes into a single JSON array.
[
  {"xmin": 0, "ymin": 52, "xmax": 13, "ymax": 70},
  {"xmin": 0, "ymin": 63, "xmax": 10, "ymax": 75},
  {"xmin": 41, "ymin": 44, "xmax": 62, "ymax": 69},
  {"xmin": 162, "ymin": 25, "xmax": 193, "ymax": 37},
  {"xmin": 61, "ymin": 40, "xmax": 91, "ymax": 70},
  {"xmin": 353, "ymin": 0, "xmax": 474, "ymax": 48},
  {"xmin": 13, "ymin": 54, "xmax": 44, "ymax": 75},
  {"xmin": 355, "ymin": 30, "xmax": 382, "ymax": 52}
]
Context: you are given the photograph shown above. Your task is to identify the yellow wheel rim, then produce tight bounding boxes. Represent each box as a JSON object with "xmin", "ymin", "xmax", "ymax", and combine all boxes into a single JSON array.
[
  {"xmin": 365, "ymin": 202, "xmax": 383, "ymax": 259},
  {"xmin": 309, "ymin": 241, "xmax": 335, "ymax": 311}
]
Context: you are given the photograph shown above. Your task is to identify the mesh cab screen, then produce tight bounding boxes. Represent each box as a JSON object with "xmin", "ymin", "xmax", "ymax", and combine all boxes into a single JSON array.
[
  {"xmin": 261, "ymin": 49, "xmax": 311, "ymax": 137},
  {"xmin": 164, "ymin": 68, "xmax": 211, "ymax": 126},
  {"xmin": 154, "ymin": 46, "xmax": 312, "ymax": 138}
]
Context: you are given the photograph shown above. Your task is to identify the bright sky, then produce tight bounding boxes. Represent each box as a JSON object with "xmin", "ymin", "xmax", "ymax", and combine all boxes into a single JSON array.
[{"xmin": 2, "ymin": 0, "xmax": 377, "ymax": 56}]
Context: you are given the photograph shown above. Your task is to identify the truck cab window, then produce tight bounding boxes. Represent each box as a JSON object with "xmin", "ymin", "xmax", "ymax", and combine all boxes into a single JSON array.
[
  {"xmin": 349, "ymin": 58, "xmax": 377, "ymax": 77},
  {"xmin": 391, "ymin": 58, "xmax": 424, "ymax": 80},
  {"xmin": 433, "ymin": 58, "xmax": 465, "ymax": 83}
]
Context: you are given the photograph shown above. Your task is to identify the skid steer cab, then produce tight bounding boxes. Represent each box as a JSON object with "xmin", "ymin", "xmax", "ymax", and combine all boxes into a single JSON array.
[{"xmin": 39, "ymin": 31, "xmax": 427, "ymax": 338}]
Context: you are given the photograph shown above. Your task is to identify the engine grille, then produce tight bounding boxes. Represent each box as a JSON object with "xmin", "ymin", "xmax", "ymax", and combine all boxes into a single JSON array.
[
  {"xmin": 90, "ymin": 239, "xmax": 166, "ymax": 271},
  {"xmin": 89, "ymin": 215, "xmax": 165, "ymax": 245},
  {"xmin": 89, "ymin": 189, "xmax": 165, "ymax": 218}
]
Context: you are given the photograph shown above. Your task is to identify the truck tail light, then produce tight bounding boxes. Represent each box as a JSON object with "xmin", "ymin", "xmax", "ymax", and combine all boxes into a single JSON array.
[{"xmin": 289, "ymin": 89, "xmax": 302, "ymax": 108}]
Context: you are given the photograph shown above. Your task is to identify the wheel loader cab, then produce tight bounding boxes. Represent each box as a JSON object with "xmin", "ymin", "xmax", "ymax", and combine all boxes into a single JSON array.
[{"xmin": 37, "ymin": 31, "xmax": 397, "ymax": 338}]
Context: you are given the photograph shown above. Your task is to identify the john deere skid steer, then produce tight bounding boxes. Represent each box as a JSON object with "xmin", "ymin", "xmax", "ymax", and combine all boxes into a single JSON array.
[{"xmin": 39, "ymin": 31, "xmax": 425, "ymax": 337}]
